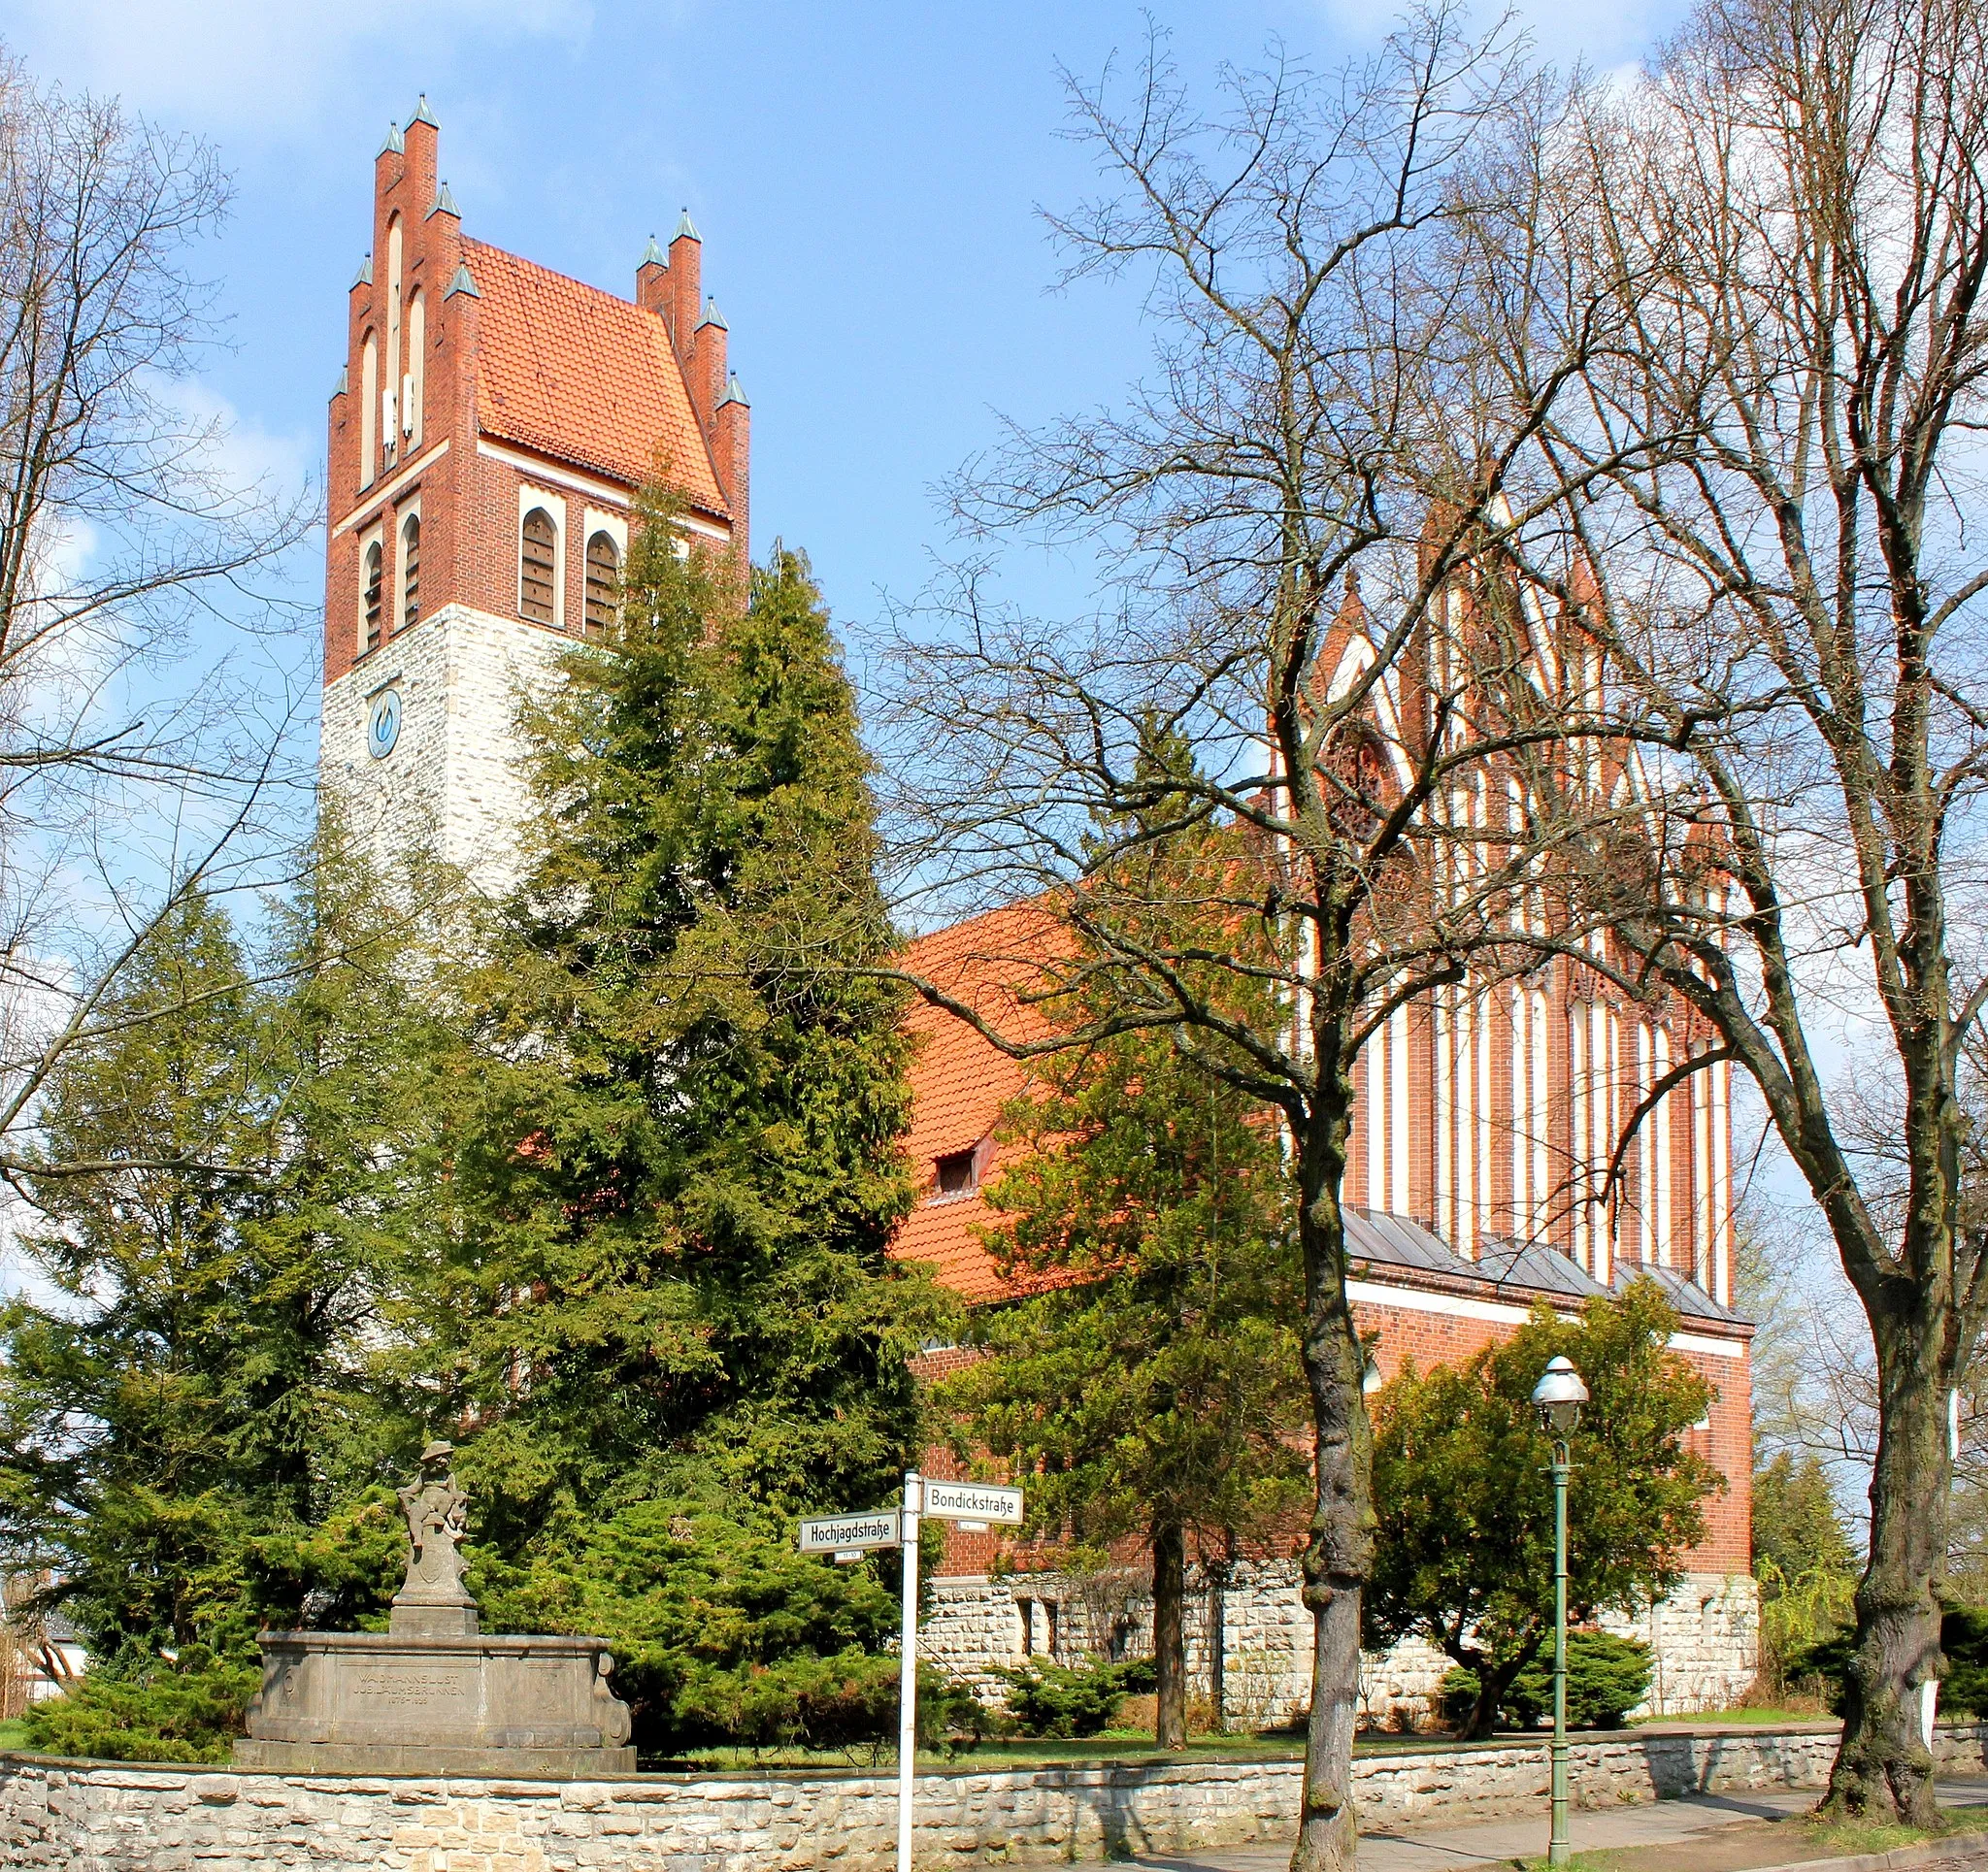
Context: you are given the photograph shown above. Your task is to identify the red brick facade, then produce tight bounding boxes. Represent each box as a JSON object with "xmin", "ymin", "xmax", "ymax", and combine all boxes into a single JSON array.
[
  {"xmin": 323, "ymin": 102, "xmax": 746, "ymax": 693},
  {"xmin": 896, "ymin": 906, "xmax": 1754, "ymax": 1583}
]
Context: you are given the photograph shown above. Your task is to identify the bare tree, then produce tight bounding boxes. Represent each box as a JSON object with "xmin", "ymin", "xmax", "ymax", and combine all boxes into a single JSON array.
[
  {"xmin": 0, "ymin": 49, "xmax": 311, "ymax": 1185},
  {"xmin": 875, "ymin": 17, "xmax": 1625, "ymax": 1867},
  {"xmin": 1463, "ymin": 0, "xmax": 1988, "ymax": 1820}
]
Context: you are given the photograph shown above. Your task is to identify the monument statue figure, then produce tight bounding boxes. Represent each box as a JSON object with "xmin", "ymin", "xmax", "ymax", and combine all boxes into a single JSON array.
[
  {"xmin": 393, "ymin": 1446, "xmax": 475, "ymax": 1621},
  {"xmin": 393, "ymin": 1440, "xmax": 475, "ymax": 1628}
]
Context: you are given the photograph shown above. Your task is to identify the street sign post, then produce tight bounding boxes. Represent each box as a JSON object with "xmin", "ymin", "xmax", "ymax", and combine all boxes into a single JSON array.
[
  {"xmin": 798, "ymin": 1474, "xmax": 1023, "ymax": 1872},
  {"xmin": 797, "ymin": 1510, "xmax": 900, "ymax": 1559}
]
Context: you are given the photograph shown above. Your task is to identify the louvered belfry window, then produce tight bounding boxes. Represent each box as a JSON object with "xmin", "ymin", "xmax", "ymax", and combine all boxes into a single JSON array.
[
  {"xmin": 362, "ymin": 540, "xmax": 383, "ymax": 653},
  {"xmin": 520, "ymin": 508, "xmax": 556, "ymax": 622},
  {"xmin": 583, "ymin": 530, "xmax": 620, "ymax": 636},
  {"xmin": 400, "ymin": 514, "xmax": 420, "ymax": 631}
]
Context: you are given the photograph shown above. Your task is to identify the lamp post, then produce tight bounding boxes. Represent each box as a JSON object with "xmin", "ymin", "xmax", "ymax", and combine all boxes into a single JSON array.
[{"xmin": 1531, "ymin": 1355, "xmax": 1590, "ymax": 1869}]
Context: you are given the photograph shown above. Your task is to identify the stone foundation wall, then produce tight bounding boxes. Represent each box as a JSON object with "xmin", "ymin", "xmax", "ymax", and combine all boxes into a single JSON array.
[
  {"xmin": 6, "ymin": 1724, "xmax": 1971, "ymax": 1872},
  {"xmin": 926, "ymin": 1564, "xmax": 1759, "ymax": 1726}
]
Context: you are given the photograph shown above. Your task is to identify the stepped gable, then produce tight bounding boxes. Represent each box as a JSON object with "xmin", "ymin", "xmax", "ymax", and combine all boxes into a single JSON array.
[
  {"xmin": 460, "ymin": 237, "xmax": 726, "ymax": 514},
  {"xmin": 892, "ymin": 902, "xmax": 1070, "ymax": 1302}
]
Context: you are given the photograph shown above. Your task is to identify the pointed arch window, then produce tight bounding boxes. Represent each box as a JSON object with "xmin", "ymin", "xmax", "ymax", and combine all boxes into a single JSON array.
[
  {"xmin": 360, "ymin": 538, "xmax": 383, "ymax": 653},
  {"xmin": 583, "ymin": 530, "xmax": 621, "ymax": 635},
  {"xmin": 520, "ymin": 507, "xmax": 557, "ymax": 622},
  {"xmin": 399, "ymin": 512, "xmax": 420, "ymax": 630}
]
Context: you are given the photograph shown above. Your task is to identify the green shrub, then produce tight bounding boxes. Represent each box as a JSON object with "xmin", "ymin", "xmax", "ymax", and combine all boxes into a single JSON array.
[
  {"xmin": 990, "ymin": 1656, "xmax": 1152, "ymax": 1738},
  {"xmin": 1437, "ymin": 1631, "xmax": 1652, "ymax": 1732},
  {"xmin": 473, "ymin": 1499, "xmax": 914, "ymax": 1762},
  {"xmin": 19, "ymin": 1646, "xmax": 259, "ymax": 1763},
  {"xmin": 1794, "ymin": 1606, "xmax": 1988, "ymax": 1719}
]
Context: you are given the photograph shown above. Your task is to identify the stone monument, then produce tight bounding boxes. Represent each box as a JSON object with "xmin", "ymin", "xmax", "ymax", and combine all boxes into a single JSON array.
[{"xmin": 235, "ymin": 1442, "xmax": 635, "ymax": 1776}]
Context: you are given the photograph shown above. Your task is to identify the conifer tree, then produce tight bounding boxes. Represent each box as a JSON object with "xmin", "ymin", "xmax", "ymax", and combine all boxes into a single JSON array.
[
  {"xmin": 939, "ymin": 861, "xmax": 1309, "ymax": 1749},
  {"xmin": 0, "ymin": 839, "xmax": 460, "ymax": 1758},
  {"xmin": 444, "ymin": 512, "xmax": 943, "ymax": 1754}
]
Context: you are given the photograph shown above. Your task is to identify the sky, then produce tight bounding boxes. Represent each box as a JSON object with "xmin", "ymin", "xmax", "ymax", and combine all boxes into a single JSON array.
[
  {"xmin": 7, "ymin": 0, "xmax": 1691, "ymax": 693},
  {"xmin": 8, "ymin": 1, "xmax": 1890, "ymax": 1482}
]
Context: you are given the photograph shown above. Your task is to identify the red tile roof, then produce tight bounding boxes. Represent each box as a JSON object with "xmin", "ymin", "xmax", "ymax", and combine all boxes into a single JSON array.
[
  {"xmin": 461, "ymin": 238, "xmax": 726, "ymax": 515},
  {"xmin": 892, "ymin": 903, "xmax": 1072, "ymax": 1303}
]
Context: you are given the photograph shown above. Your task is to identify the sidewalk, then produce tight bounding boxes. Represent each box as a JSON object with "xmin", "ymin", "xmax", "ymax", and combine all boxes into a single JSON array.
[{"xmin": 1110, "ymin": 1775, "xmax": 1988, "ymax": 1870}]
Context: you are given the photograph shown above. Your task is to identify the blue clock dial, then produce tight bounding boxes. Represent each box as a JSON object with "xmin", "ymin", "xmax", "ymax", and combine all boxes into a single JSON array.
[{"xmin": 367, "ymin": 689, "xmax": 402, "ymax": 760}]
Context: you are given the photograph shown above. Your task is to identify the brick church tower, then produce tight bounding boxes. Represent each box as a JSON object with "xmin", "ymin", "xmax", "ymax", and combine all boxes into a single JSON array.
[{"xmin": 320, "ymin": 99, "xmax": 748, "ymax": 892}]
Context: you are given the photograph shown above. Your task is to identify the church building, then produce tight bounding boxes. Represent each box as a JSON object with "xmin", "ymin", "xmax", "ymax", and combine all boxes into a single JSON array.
[
  {"xmin": 321, "ymin": 99, "xmax": 747, "ymax": 892},
  {"xmin": 319, "ymin": 104, "xmax": 1756, "ymax": 1729}
]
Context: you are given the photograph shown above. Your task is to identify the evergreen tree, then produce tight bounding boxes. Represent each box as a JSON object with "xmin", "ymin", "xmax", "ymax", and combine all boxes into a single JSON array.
[
  {"xmin": 443, "ymin": 512, "xmax": 944, "ymax": 1756},
  {"xmin": 1365, "ymin": 1284, "xmax": 1722, "ymax": 1737},
  {"xmin": 0, "ymin": 840, "xmax": 461, "ymax": 1758},
  {"xmin": 1753, "ymin": 1451, "xmax": 1857, "ymax": 1589},
  {"xmin": 938, "ymin": 1012, "xmax": 1309, "ymax": 1749}
]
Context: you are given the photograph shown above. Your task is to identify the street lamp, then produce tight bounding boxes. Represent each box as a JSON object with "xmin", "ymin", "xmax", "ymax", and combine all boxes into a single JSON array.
[{"xmin": 1531, "ymin": 1355, "xmax": 1590, "ymax": 1869}]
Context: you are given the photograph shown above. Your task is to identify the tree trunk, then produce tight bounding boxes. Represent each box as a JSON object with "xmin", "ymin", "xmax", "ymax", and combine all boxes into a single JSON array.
[
  {"xmin": 1291, "ymin": 1130, "xmax": 1373, "ymax": 1872},
  {"xmin": 1209, "ymin": 1545, "xmax": 1231, "ymax": 1733},
  {"xmin": 1154, "ymin": 1520, "xmax": 1188, "ymax": 1750},
  {"xmin": 1825, "ymin": 1308, "xmax": 1953, "ymax": 1823}
]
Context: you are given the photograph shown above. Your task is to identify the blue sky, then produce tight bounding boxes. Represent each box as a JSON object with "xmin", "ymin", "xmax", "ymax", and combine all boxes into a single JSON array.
[{"xmin": 9, "ymin": 0, "xmax": 1690, "ymax": 685}]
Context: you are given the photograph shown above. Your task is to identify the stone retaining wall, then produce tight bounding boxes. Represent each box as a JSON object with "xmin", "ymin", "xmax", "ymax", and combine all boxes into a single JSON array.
[
  {"xmin": 924, "ymin": 1566, "xmax": 1759, "ymax": 1727},
  {"xmin": 5, "ymin": 1724, "xmax": 1979, "ymax": 1871}
]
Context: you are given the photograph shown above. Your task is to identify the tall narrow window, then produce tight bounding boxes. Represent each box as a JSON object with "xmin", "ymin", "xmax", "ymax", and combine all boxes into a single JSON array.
[
  {"xmin": 383, "ymin": 216, "xmax": 403, "ymax": 467},
  {"xmin": 359, "ymin": 335, "xmax": 379, "ymax": 488},
  {"xmin": 405, "ymin": 291, "xmax": 425, "ymax": 450},
  {"xmin": 361, "ymin": 539, "xmax": 382, "ymax": 653},
  {"xmin": 520, "ymin": 508, "xmax": 556, "ymax": 622},
  {"xmin": 583, "ymin": 530, "xmax": 620, "ymax": 635},
  {"xmin": 399, "ymin": 513, "xmax": 420, "ymax": 630}
]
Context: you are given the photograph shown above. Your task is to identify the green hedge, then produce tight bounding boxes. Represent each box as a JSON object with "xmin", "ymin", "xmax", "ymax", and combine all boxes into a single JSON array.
[{"xmin": 1439, "ymin": 1630, "xmax": 1653, "ymax": 1732}]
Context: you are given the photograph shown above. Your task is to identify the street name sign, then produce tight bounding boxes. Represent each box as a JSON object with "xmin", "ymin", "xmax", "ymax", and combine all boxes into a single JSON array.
[
  {"xmin": 796, "ymin": 1510, "xmax": 901, "ymax": 1554},
  {"xmin": 921, "ymin": 1480, "xmax": 1025, "ymax": 1526}
]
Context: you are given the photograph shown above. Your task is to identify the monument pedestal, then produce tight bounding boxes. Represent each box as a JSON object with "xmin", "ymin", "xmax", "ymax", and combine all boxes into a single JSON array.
[
  {"xmin": 237, "ymin": 1628, "xmax": 635, "ymax": 1776},
  {"xmin": 236, "ymin": 1443, "xmax": 635, "ymax": 1778}
]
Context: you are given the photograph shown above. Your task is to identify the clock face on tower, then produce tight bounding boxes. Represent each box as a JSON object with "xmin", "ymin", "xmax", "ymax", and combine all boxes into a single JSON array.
[{"xmin": 367, "ymin": 688, "xmax": 402, "ymax": 760}]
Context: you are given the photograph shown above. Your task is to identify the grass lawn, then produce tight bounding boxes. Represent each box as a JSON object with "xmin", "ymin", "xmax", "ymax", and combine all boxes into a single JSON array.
[
  {"xmin": 1509, "ymin": 1809, "xmax": 1986, "ymax": 1872},
  {"xmin": 1631, "ymin": 1707, "xmax": 1835, "ymax": 1729},
  {"xmin": 660, "ymin": 1730, "xmax": 1308, "ymax": 1775},
  {"xmin": 662, "ymin": 1715, "xmax": 1852, "ymax": 1777},
  {"xmin": 0, "ymin": 1721, "xmax": 30, "ymax": 1751}
]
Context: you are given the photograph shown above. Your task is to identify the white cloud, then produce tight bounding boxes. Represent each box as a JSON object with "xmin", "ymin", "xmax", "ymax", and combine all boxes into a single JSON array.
[{"xmin": 7, "ymin": 0, "xmax": 594, "ymax": 137}]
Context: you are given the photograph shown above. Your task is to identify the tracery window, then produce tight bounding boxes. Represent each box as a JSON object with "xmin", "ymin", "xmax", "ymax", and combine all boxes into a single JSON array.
[{"xmin": 520, "ymin": 507, "xmax": 556, "ymax": 622}]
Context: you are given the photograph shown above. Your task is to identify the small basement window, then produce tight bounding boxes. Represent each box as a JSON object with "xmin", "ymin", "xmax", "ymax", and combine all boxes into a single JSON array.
[{"xmin": 934, "ymin": 1147, "xmax": 978, "ymax": 1199}]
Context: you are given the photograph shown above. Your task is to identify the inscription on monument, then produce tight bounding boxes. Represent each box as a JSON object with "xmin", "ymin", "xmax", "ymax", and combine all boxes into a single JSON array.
[{"xmin": 352, "ymin": 1666, "xmax": 475, "ymax": 1709}]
